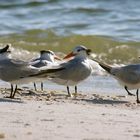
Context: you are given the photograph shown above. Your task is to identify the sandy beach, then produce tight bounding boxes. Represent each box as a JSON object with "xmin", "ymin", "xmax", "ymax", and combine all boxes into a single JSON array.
[
  {"xmin": 0, "ymin": 0, "xmax": 140, "ymax": 140},
  {"xmin": 0, "ymin": 88, "xmax": 140, "ymax": 140}
]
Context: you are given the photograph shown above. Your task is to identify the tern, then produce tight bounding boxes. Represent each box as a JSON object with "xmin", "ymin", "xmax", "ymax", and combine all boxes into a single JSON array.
[
  {"xmin": 31, "ymin": 50, "xmax": 61, "ymax": 91},
  {"xmin": 0, "ymin": 46, "xmax": 64, "ymax": 98},
  {"xmin": 48, "ymin": 45, "xmax": 93, "ymax": 97},
  {"xmin": 63, "ymin": 53, "xmax": 103, "ymax": 95},
  {"xmin": 92, "ymin": 59, "xmax": 140, "ymax": 103}
]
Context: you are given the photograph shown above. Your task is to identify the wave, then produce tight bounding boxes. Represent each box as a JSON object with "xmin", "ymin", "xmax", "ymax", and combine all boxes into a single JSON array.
[
  {"xmin": 0, "ymin": 29, "xmax": 140, "ymax": 64},
  {"xmin": 0, "ymin": 1, "xmax": 47, "ymax": 9}
]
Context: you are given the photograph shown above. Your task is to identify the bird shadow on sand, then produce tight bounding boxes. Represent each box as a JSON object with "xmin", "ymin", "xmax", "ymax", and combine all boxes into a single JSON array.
[
  {"xmin": 73, "ymin": 97, "xmax": 128, "ymax": 105},
  {"xmin": 0, "ymin": 97, "xmax": 23, "ymax": 103}
]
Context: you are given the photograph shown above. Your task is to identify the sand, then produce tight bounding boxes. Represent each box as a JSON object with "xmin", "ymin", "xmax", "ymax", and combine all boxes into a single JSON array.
[{"xmin": 0, "ymin": 88, "xmax": 140, "ymax": 140}]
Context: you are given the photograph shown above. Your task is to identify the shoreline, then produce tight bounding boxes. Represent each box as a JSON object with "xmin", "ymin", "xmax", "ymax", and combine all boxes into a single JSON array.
[
  {"xmin": 0, "ymin": 75, "xmax": 126, "ymax": 96},
  {"xmin": 0, "ymin": 89, "xmax": 140, "ymax": 140}
]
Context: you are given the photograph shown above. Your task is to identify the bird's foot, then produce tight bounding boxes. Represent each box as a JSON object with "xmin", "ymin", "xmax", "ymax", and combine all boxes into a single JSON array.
[
  {"xmin": 4, "ymin": 96, "xmax": 21, "ymax": 100},
  {"xmin": 128, "ymin": 92, "xmax": 135, "ymax": 96},
  {"xmin": 136, "ymin": 100, "xmax": 140, "ymax": 104},
  {"xmin": 4, "ymin": 95, "xmax": 15, "ymax": 99}
]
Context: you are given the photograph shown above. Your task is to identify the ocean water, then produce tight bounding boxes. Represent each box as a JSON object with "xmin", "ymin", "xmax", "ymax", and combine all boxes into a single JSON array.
[
  {"xmin": 0, "ymin": 0, "xmax": 140, "ymax": 95},
  {"xmin": 0, "ymin": 0, "xmax": 139, "ymax": 40},
  {"xmin": 0, "ymin": 0, "xmax": 139, "ymax": 63}
]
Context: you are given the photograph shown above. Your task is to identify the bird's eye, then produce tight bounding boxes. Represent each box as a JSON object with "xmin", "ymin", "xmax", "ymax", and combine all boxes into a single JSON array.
[{"xmin": 77, "ymin": 49, "xmax": 81, "ymax": 52}]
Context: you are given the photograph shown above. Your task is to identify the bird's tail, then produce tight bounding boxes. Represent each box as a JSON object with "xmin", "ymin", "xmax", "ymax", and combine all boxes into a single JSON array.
[{"xmin": 91, "ymin": 59, "xmax": 112, "ymax": 74}]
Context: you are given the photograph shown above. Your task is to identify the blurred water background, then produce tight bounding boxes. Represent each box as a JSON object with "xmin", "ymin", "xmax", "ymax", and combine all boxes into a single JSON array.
[
  {"xmin": 0, "ymin": 0, "xmax": 140, "ymax": 95},
  {"xmin": 0, "ymin": 0, "xmax": 140, "ymax": 62}
]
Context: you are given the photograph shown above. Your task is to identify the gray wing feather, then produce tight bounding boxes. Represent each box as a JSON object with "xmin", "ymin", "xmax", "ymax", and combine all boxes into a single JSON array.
[
  {"xmin": 49, "ymin": 58, "xmax": 92, "ymax": 82},
  {"xmin": 0, "ymin": 59, "xmax": 39, "ymax": 82},
  {"xmin": 118, "ymin": 64, "xmax": 140, "ymax": 84}
]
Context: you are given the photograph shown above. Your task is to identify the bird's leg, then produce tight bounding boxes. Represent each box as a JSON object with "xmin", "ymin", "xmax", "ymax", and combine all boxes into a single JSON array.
[
  {"xmin": 12, "ymin": 85, "xmax": 18, "ymax": 98},
  {"xmin": 67, "ymin": 86, "xmax": 72, "ymax": 97},
  {"xmin": 34, "ymin": 83, "xmax": 37, "ymax": 91},
  {"xmin": 75, "ymin": 86, "xmax": 77, "ymax": 94},
  {"xmin": 136, "ymin": 89, "xmax": 140, "ymax": 103},
  {"xmin": 67, "ymin": 86, "xmax": 70, "ymax": 96},
  {"xmin": 9, "ymin": 84, "xmax": 13, "ymax": 98},
  {"xmin": 124, "ymin": 86, "xmax": 135, "ymax": 96},
  {"xmin": 41, "ymin": 82, "xmax": 43, "ymax": 91}
]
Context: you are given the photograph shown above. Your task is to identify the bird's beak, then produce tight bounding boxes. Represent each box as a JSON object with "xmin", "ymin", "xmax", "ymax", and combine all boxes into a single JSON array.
[
  {"xmin": 54, "ymin": 55, "xmax": 62, "ymax": 60},
  {"xmin": 86, "ymin": 49, "xmax": 91, "ymax": 55},
  {"xmin": 63, "ymin": 52, "xmax": 75, "ymax": 59}
]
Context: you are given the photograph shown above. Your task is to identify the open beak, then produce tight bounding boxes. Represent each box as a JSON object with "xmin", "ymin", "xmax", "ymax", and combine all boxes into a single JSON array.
[
  {"xmin": 54, "ymin": 55, "xmax": 62, "ymax": 60},
  {"xmin": 63, "ymin": 52, "xmax": 75, "ymax": 59}
]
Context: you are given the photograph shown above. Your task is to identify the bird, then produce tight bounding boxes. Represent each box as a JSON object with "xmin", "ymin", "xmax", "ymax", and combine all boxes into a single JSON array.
[
  {"xmin": 63, "ymin": 52, "xmax": 103, "ymax": 95},
  {"xmin": 0, "ymin": 46, "xmax": 64, "ymax": 98},
  {"xmin": 48, "ymin": 45, "xmax": 93, "ymax": 97},
  {"xmin": 30, "ymin": 50, "xmax": 61, "ymax": 91},
  {"xmin": 92, "ymin": 59, "xmax": 140, "ymax": 103}
]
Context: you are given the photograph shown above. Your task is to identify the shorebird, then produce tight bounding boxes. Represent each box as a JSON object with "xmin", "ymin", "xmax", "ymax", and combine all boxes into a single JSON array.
[
  {"xmin": 92, "ymin": 59, "xmax": 140, "ymax": 103},
  {"xmin": 48, "ymin": 45, "xmax": 93, "ymax": 97},
  {"xmin": 0, "ymin": 46, "xmax": 64, "ymax": 98},
  {"xmin": 63, "ymin": 53, "xmax": 103, "ymax": 95},
  {"xmin": 30, "ymin": 50, "xmax": 61, "ymax": 91}
]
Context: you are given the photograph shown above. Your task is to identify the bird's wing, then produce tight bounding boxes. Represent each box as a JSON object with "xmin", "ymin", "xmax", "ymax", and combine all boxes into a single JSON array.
[
  {"xmin": 119, "ymin": 65, "xmax": 140, "ymax": 84},
  {"xmin": 10, "ymin": 59, "xmax": 29, "ymax": 67}
]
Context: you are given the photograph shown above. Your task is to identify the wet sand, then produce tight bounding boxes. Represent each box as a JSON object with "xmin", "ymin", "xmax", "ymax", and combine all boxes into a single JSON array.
[{"xmin": 0, "ymin": 89, "xmax": 140, "ymax": 140}]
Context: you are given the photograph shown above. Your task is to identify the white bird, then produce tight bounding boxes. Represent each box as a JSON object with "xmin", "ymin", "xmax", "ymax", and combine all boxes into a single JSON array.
[
  {"xmin": 92, "ymin": 59, "xmax": 140, "ymax": 103},
  {"xmin": 49, "ymin": 45, "xmax": 93, "ymax": 97},
  {"xmin": 30, "ymin": 50, "xmax": 61, "ymax": 91},
  {"xmin": 0, "ymin": 46, "xmax": 63, "ymax": 98},
  {"xmin": 63, "ymin": 50, "xmax": 102, "ymax": 95}
]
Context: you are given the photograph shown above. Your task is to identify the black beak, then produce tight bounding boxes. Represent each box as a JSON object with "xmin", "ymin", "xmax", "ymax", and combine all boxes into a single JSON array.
[
  {"xmin": 0, "ymin": 45, "xmax": 10, "ymax": 53},
  {"xmin": 86, "ymin": 49, "xmax": 91, "ymax": 55}
]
